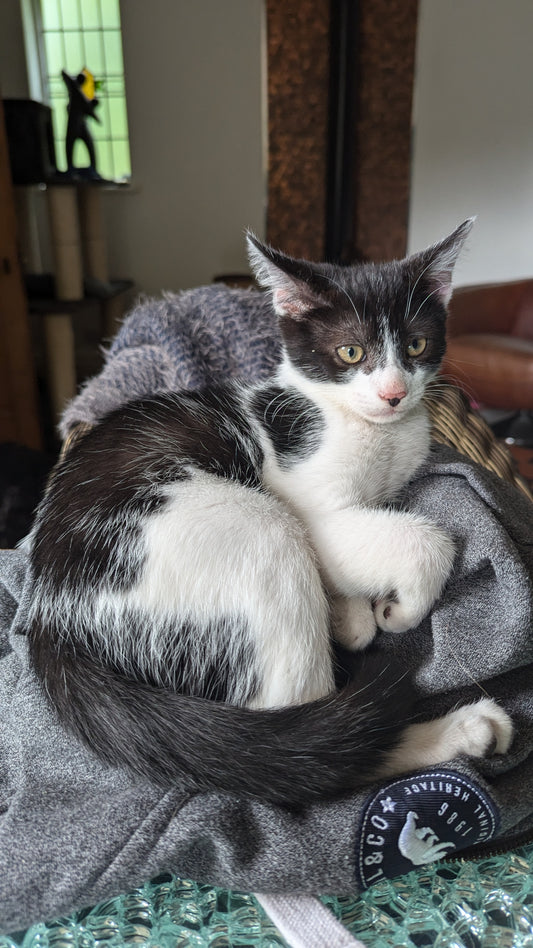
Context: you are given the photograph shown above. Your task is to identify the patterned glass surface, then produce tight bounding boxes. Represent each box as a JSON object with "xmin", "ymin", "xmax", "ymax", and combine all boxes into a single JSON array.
[{"xmin": 3, "ymin": 845, "xmax": 533, "ymax": 948}]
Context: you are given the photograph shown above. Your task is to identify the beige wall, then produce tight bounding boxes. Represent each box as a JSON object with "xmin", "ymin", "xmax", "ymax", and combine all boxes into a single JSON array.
[
  {"xmin": 103, "ymin": 0, "xmax": 266, "ymax": 293},
  {"xmin": 409, "ymin": 0, "xmax": 533, "ymax": 286}
]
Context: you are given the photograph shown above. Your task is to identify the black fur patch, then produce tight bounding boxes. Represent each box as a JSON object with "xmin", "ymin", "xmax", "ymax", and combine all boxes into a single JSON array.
[
  {"xmin": 31, "ymin": 386, "xmax": 264, "ymax": 596},
  {"xmin": 34, "ymin": 609, "xmax": 258, "ymax": 706},
  {"xmin": 275, "ymin": 259, "xmax": 448, "ymax": 384},
  {"xmin": 251, "ymin": 385, "xmax": 324, "ymax": 467},
  {"xmin": 127, "ymin": 611, "xmax": 258, "ymax": 704}
]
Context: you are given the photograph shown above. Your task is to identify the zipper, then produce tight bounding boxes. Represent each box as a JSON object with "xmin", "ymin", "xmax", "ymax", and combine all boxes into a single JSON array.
[{"xmin": 444, "ymin": 827, "xmax": 533, "ymax": 864}]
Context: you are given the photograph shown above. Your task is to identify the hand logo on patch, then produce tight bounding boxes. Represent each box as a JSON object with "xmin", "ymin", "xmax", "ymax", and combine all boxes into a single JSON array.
[{"xmin": 398, "ymin": 811, "xmax": 456, "ymax": 866}]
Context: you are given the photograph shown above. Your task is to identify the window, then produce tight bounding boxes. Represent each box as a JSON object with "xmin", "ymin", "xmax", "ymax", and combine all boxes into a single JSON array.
[{"xmin": 26, "ymin": 0, "xmax": 131, "ymax": 181}]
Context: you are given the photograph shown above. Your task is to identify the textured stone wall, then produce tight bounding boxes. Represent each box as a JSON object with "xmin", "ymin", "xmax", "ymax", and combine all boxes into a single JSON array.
[
  {"xmin": 266, "ymin": 0, "xmax": 330, "ymax": 260},
  {"xmin": 352, "ymin": 0, "xmax": 419, "ymax": 262},
  {"xmin": 266, "ymin": 0, "xmax": 418, "ymax": 263}
]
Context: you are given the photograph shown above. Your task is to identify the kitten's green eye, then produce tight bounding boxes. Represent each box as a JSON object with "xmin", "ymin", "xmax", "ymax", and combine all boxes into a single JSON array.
[
  {"xmin": 406, "ymin": 336, "xmax": 427, "ymax": 357},
  {"xmin": 336, "ymin": 344, "xmax": 365, "ymax": 365}
]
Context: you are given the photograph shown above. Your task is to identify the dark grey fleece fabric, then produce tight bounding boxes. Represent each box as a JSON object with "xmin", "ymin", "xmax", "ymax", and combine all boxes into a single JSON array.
[{"xmin": 1, "ymin": 286, "xmax": 533, "ymax": 932}]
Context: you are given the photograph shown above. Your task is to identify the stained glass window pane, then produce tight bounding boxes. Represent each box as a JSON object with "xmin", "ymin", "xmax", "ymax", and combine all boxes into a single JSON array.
[
  {"xmin": 101, "ymin": 0, "xmax": 121, "ymax": 30},
  {"xmin": 80, "ymin": 0, "xmax": 101, "ymax": 31},
  {"xmin": 103, "ymin": 31, "xmax": 124, "ymax": 75},
  {"xmin": 97, "ymin": 139, "xmax": 113, "ymax": 179},
  {"xmin": 108, "ymin": 98, "xmax": 128, "ymax": 139},
  {"xmin": 41, "ymin": 0, "xmax": 61, "ymax": 31},
  {"xmin": 112, "ymin": 140, "xmax": 131, "ymax": 179},
  {"xmin": 83, "ymin": 31, "xmax": 106, "ymax": 75},
  {"xmin": 39, "ymin": 0, "xmax": 132, "ymax": 180},
  {"xmin": 43, "ymin": 31, "xmax": 64, "ymax": 74},
  {"xmin": 58, "ymin": 0, "xmax": 80, "ymax": 31},
  {"xmin": 62, "ymin": 31, "xmax": 83, "ymax": 73}
]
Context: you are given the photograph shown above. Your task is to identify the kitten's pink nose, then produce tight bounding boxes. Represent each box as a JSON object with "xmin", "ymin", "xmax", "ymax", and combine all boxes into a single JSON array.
[{"xmin": 379, "ymin": 390, "xmax": 407, "ymax": 407}]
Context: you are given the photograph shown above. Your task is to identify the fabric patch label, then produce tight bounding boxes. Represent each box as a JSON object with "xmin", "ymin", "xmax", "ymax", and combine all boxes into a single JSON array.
[{"xmin": 357, "ymin": 770, "xmax": 500, "ymax": 888}]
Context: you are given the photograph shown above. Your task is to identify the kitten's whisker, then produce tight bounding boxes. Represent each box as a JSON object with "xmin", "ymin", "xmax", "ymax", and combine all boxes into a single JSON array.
[
  {"xmin": 264, "ymin": 391, "xmax": 299, "ymax": 424},
  {"xmin": 405, "ymin": 256, "xmax": 447, "ymax": 321},
  {"xmin": 407, "ymin": 284, "xmax": 445, "ymax": 325},
  {"xmin": 319, "ymin": 272, "xmax": 363, "ymax": 323},
  {"xmin": 431, "ymin": 372, "xmax": 480, "ymax": 407}
]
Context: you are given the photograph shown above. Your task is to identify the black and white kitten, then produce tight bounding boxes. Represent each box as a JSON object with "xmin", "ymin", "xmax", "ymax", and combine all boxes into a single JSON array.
[{"xmin": 27, "ymin": 220, "xmax": 513, "ymax": 805}]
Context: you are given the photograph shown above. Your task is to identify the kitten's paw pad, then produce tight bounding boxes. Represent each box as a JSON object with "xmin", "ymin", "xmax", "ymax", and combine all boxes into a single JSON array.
[
  {"xmin": 332, "ymin": 596, "xmax": 377, "ymax": 651},
  {"xmin": 448, "ymin": 698, "xmax": 514, "ymax": 759}
]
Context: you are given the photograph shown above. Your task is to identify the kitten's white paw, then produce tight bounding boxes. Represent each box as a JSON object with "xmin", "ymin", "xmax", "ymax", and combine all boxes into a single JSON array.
[
  {"xmin": 374, "ymin": 599, "xmax": 412, "ymax": 633},
  {"xmin": 375, "ymin": 521, "xmax": 456, "ymax": 633},
  {"xmin": 331, "ymin": 595, "xmax": 377, "ymax": 651},
  {"xmin": 445, "ymin": 698, "xmax": 514, "ymax": 758},
  {"xmin": 380, "ymin": 698, "xmax": 514, "ymax": 778}
]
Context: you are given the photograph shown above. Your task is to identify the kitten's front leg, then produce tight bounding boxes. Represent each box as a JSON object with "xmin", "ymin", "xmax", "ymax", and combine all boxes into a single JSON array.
[
  {"xmin": 307, "ymin": 507, "xmax": 455, "ymax": 633},
  {"xmin": 371, "ymin": 514, "xmax": 455, "ymax": 633}
]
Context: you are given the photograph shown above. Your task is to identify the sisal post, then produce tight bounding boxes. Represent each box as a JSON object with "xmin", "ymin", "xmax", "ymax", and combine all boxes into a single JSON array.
[
  {"xmin": 43, "ymin": 312, "xmax": 77, "ymax": 420},
  {"xmin": 78, "ymin": 185, "xmax": 109, "ymax": 283},
  {"xmin": 46, "ymin": 185, "xmax": 84, "ymax": 300}
]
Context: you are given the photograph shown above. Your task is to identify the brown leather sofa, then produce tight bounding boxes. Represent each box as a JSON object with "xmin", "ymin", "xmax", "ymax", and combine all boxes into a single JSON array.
[{"xmin": 442, "ymin": 280, "xmax": 533, "ymax": 417}]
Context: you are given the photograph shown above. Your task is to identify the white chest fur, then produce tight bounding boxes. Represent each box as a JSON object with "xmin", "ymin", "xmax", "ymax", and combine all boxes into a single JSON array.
[
  {"xmin": 259, "ymin": 355, "xmax": 433, "ymax": 518},
  {"xmin": 261, "ymin": 396, "xmax": 431, "ymax": 518}
]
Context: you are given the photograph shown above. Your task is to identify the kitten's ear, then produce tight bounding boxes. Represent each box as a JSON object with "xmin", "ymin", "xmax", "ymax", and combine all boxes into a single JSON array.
[
  {"xmin": 246, "ymin": 232, "xmax": 329, "ymax": 319},
  {"xmin": 410, "ymin": 218, "xmax": 475, "ymax": 306}
]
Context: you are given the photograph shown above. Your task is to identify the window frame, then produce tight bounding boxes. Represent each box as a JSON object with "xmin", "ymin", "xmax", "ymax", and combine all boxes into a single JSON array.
[{"xmin": 20, "ymin": 0, "xmax": 132, "ymax": 182}]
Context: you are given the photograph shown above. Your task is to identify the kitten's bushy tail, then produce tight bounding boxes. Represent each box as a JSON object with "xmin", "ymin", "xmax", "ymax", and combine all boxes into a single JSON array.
[{"xmin": 30, "ymin": 631, "xmax": 413, "ymax": 805}]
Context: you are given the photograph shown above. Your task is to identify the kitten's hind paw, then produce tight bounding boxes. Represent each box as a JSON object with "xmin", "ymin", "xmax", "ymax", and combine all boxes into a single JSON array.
[
  {"xmin": 449, "ymin": 697, "xmax": 514, "ymax": 758},
  {"xmin": 374, "ymin": 599, "xmax": 414, "ymax": 634},
  {"xmin": 331, "ymin": 595, "xmax": 377, "ymax": 651},
  {"xmin": 379, "ymin": 698, "xmax": 514, "ymax": 778}
]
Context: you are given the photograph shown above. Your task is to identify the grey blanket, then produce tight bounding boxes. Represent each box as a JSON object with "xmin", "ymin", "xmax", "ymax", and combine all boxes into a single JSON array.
[{"xmin": 1, "ymin": 285, "xmax": 533, "ymax": 933}]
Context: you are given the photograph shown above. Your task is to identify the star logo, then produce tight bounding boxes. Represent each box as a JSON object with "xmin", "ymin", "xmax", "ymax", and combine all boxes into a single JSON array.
[{"xmin": 380, "ymin": 796, "xmax": 396, "ymax": 813}]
